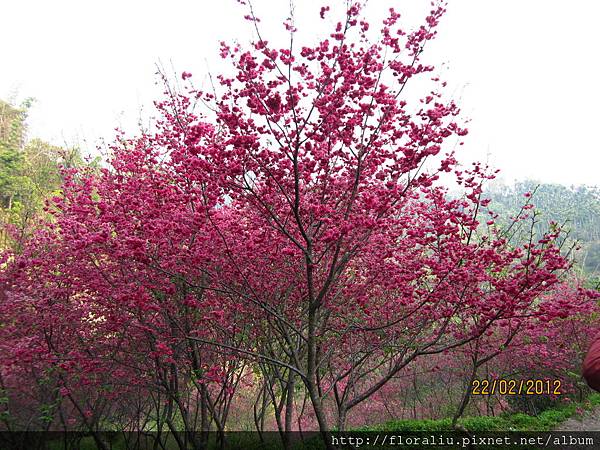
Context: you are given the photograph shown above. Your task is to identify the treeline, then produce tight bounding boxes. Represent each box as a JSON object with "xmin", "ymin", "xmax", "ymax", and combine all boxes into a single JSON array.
[
  {"xmin": 485, "ymin": 181, "xmax": 600, "ymax": 273},
  {"xmin": 0, "ymin": 98, "xmax": 93, "ymax": 249}
]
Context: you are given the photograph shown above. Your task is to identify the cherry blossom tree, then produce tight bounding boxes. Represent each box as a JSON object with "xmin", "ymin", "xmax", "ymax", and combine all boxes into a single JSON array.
[{"xmin": 0, "ymin": 2, "xmax": 592, "ymax": 450}]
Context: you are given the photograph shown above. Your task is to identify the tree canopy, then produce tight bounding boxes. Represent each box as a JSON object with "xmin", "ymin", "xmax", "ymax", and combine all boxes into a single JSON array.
[{"xmin": 0, "ymin": 3, "xmax": 598, "ymax": 450}]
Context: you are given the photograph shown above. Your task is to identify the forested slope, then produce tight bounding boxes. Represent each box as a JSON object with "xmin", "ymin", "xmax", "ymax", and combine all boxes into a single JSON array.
[{"xmin": 486, "ymin": 181, "xmax": 600, "ymax": 274}]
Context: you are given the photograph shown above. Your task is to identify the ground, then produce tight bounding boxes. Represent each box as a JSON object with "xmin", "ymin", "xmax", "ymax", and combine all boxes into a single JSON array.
[{"xmin": 555, "ymin": 406, "xmax": 600, "ymax": 431}]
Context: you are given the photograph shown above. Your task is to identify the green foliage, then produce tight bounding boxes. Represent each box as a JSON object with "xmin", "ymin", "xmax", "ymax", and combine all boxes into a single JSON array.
[
  {"xmin": 39, "ymin": 401, "xmax": 59, "ymax": 424},
  {"xmin": 0, "ymin": 99, "xmax": 28, "ymax": 211},
  {"xmin": 486, "ymin": 181, "xmax": 600, "ymax": 274},
  {"xmin": 0, "ymin": 98, "xmax": 90, "ymax": 250},
  {"xmin": 357, "ymin": 393, "xmax": 600, "ymax": 432},
  {"xmin": 0, "ymin": 393, "xmax": 11, "ymax": 424}
]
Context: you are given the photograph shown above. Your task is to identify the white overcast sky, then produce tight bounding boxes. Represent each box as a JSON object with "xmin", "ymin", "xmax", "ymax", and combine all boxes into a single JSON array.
[{"xmin": 2, "ymin": 0, "xmax": 599, "ymax": 186}]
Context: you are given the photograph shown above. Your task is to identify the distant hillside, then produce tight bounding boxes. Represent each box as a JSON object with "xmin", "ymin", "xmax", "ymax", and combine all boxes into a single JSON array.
[{"xmin": 485, "ymin": 180, "xmax": 600, "ymax": 274}]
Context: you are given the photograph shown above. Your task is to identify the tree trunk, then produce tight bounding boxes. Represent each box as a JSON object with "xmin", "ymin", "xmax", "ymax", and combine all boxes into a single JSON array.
[
  {"xmin": 452, "ymin": 363, "xmax": 478, "ymax": 429},
  {"xmin": 306, "ymin": 382, "xmax": 334, "ymax": 450},
  {"xmin": 337, "ymin": 407, "xmax": 347, "ymax": 432},
  {"xmin": 282, "ymin": 371, "xmax": 296, "ymax": 449}
]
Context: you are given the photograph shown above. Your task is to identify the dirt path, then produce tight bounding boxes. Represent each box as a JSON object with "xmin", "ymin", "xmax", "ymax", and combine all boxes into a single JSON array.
[{"xmin": 555, "ymin": 407, "xmax": 600, "ymax": 431}]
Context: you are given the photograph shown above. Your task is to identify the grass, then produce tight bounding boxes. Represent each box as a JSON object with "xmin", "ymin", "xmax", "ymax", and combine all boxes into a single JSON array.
[{"xmin": 358, "ymin": 393, "xmax": 600, "ymax": 432}]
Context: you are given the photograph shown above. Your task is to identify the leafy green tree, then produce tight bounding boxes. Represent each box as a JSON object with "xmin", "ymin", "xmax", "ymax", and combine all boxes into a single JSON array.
[
  {"xmin": 0, "ymin": 99, "xmax": 30, "ymax": 211},
  {"xmin": 0, "ymin": 98, "xmax": 90, "ymax": 250}
]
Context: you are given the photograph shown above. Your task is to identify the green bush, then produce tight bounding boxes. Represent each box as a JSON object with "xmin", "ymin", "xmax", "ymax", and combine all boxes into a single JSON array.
[{"xmin": 358, "ymin": 393, "xmax": 600, "ymax": 432}]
